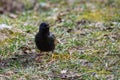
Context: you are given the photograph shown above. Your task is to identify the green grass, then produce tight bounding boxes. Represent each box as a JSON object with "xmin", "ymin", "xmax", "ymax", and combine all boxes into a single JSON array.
[{"xmin": 0, "ymin": 0, "xmax": 120, "ymax": 79}]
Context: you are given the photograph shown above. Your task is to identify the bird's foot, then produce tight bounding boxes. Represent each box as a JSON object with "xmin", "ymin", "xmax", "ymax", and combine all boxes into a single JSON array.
[
  {"xmin": 47, "ymin": 53, "xmax": 57, "ymax": 64},
  {"xmin": 35, "ymin": 54, "xmax": 44, "ymax": 62}
]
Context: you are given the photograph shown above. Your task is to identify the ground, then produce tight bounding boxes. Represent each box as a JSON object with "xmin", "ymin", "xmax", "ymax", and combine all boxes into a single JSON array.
[{"xmin": 0, "ymin": 0, "xmax": 120, "ymax": 79}]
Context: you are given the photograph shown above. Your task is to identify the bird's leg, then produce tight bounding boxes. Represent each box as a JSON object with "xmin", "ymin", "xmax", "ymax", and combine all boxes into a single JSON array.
[
  {"xmin": 39, "ymin": 51, "xmax": 44, "ymax": 56},
  {"xmin": 35, "ymin": 50, "xmax": 44, "ymax": 62},
  {"xmin": 51, "ymin": 50, "xmax": 54, "ymax": 59},
  {"xmin": 48, "ymin": 51, "xmax": 56, "ymax": 64},
  {"xmin": 44, "ymin": 52, "xmax": 49, "ymax": 56}
]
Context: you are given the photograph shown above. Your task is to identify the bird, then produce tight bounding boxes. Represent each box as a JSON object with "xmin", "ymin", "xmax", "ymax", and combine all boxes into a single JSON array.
[{"xmin": 35, "ymin": 22, "xmax": 55, "ymax": 53}]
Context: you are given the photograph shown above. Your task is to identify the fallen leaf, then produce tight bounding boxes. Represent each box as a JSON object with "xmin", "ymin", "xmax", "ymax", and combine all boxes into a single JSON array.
[
  {"xmin": 8, "ymin": 13, "xmax": 17, "ymax": 18},
  {"xmin": 5, "ymin": 71, "xmax": 14, "ymax": 76}
]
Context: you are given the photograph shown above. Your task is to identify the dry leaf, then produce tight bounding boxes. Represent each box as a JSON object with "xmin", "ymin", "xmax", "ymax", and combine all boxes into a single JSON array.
[
  {"xmin": 8, "ymin": 13, "xmax": 17, "ymax": 18},
  {"xmin": 5, "ymin": 71, "xmax": 14, "ymax": 76}
]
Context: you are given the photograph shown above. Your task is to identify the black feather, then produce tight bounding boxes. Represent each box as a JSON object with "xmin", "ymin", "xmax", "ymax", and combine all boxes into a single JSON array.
[{"xmin": 35, "ymin": 22, "xmax": 55, "ymax": 52}]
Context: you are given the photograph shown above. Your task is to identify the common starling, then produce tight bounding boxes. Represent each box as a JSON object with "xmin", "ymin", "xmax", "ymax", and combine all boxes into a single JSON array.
[{"xmin": 35, "ymin": 22, "xmax": 55, "ymax": 53}]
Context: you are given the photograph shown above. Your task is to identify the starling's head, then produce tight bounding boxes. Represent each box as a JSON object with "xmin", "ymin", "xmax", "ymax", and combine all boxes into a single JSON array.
[{"xmin": 39, "ymin": 22, "xmax": 49, "ymax": 34}]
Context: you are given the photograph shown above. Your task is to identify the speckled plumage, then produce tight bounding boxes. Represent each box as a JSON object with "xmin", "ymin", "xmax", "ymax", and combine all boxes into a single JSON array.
[{"xmin": 35, "ymin": 22, "xmax": 55, "ymax": 52}]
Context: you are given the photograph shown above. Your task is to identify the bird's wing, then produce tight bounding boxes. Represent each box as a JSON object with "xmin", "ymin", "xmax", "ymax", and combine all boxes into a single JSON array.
[
  {"xmin": 49, "ymin": 33, "xmax": 59, "ymax": 46},
  {"xmin": 49, "ymin": 33, "xmax": 55, "ymax": 40}
]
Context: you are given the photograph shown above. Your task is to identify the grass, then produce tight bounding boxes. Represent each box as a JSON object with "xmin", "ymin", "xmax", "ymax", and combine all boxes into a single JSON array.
[{"xmin": 0, "ymin": 0, "xmax": 120, "ymax": 79}]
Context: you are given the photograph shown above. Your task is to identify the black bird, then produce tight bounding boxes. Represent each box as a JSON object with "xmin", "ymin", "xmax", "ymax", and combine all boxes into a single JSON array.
[{"xmin": 35, "ymin": 22, "xmax": 55, "ymax": 53}]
